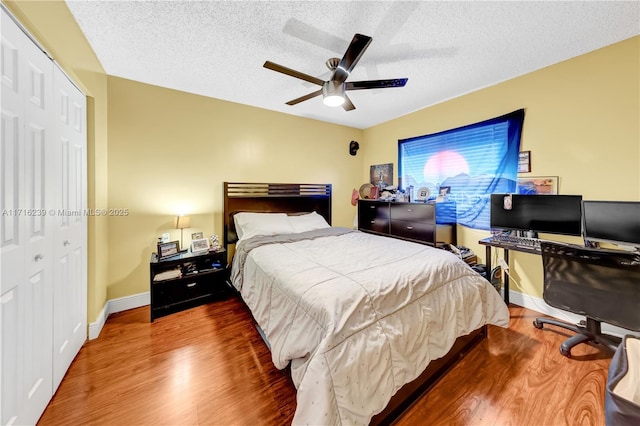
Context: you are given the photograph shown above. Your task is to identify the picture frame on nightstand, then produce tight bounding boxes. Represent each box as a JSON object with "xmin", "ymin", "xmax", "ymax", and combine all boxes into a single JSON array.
[
  {"xmin": 190, "ymin": 238, "xmax": 210, "ymax": 254},
  {"xmin": 157, "ymin": 240, "xmax": 180, "ymax": 259}
]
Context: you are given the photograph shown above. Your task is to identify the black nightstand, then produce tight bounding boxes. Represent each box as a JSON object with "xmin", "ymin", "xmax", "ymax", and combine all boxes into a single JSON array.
[{"xmin": 149, "ymin": 249, "xmax": 230, "ymax": 322}]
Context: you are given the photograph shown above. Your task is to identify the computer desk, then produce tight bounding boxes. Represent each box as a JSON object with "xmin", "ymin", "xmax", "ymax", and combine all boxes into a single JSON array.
[{"xmin": 478, "ymin": 237, "xmax": 541, "ymax": 305}]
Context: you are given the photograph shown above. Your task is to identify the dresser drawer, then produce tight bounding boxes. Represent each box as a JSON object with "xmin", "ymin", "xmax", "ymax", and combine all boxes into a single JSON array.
[
  {"xmin": 390, "ymin": 220, "xmax": 436, "ymax": 244},
  {"xmin": 390, "ymin": 202, "xmax": 435, "ymax": 222},
  {"xmin": 358, "ymin": 201, "xmax": 390, "ymax": 233}
]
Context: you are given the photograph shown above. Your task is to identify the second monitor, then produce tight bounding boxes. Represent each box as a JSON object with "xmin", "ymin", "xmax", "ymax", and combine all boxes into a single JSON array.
[{"xmin": 490, "ymin": 194, "xmax": 583, "ymax": 236}]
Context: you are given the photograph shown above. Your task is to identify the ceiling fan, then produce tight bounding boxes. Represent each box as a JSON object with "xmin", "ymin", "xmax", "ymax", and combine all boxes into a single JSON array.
[{"xmin": 263, "ymin": 33, "xmax": 408, "ymax": 111}]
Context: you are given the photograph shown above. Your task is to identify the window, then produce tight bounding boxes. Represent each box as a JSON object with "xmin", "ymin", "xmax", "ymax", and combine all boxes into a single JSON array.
[{"xmin": 398, "ymin": 109, "xmax": 525, "ymax": 230}]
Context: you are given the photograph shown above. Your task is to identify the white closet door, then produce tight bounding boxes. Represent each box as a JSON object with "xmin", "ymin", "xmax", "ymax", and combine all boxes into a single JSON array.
[
  {"xmin": 1, "ymin": 6, "xmax": 26, "ymax": 297},
  {"xmin": 1, "ymin": 7, "xmax": 55, "ymax": 425},
  {"xmin": 52, "ymin": 65, "xmax": 87, "ymax": 391}
]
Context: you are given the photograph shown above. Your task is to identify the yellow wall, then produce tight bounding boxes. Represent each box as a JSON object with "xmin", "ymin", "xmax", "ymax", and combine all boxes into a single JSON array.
[
  {"xmin": 364, "ymin": 36, "xmax": 640, "ymax": 298},
  {"xmin": 5, "ymin": 0, "xmax": 639, "ymax": 316},
  {"xmin": 3, "ymin": 0, "xmax": 110, "ymax": 323},
  {"xmin": 106, "ymin": 77, "xmax": 363, "ymax": 299}
]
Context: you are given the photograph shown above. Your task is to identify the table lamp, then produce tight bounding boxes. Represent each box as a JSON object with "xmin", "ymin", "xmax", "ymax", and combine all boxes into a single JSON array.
[{"xmin": 175, "ymin": 215, "xmax": 190, "ymax": 251}]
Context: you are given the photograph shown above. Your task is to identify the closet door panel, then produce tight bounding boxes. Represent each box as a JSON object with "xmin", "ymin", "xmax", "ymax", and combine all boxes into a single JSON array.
[
  {"xmin": 52, "ymin": 65, "xmax": 86, "ymax": 390},
  {"xmin": 18, "ymin": 269, "xmax": 53, "ymax": 425},
  {"xmin": 1, "ymin": 9, "xmax": 25, "ymax": 295},
  {"xmin": 1, "ymin": 288, "xmax": 19, "ymax": 426}
]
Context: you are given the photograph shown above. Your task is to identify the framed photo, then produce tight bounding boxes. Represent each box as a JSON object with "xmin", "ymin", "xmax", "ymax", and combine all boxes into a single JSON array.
[
  {"xmin": 517, "ymin": 176, "xmax": 558, "ymax": 195},
  {"xmin": 190, "ymin": 238, "xmax": 210, "ymax": 253},
  {"xmin": 518, "ymin": 151, "xmax": 531, "ymax": 173},
  {"xmin": 191, "ymin": 231, "xmax": 203, "ymax": 240},
  {"xmin": 370, "ymin": 163, "xmax": 393, "ymax": 188},
  {"xmin": 157, "ymin": 240, "xmax": 180, "ymax": 259},
  {"xmin": 436, "ymin": 186, "xmax": 451, "ymax": 202}
]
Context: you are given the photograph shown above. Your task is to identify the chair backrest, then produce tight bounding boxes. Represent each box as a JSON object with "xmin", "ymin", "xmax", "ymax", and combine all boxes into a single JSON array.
[{"xmin": 540, "ymin": 242, "xmax": 640, "ymax": 332}]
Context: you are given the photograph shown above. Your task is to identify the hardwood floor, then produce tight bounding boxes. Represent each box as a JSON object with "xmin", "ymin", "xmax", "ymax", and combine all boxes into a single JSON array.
[{"xmin": 38, "ymin": 296, "xmax": 612, "ymax": 425}]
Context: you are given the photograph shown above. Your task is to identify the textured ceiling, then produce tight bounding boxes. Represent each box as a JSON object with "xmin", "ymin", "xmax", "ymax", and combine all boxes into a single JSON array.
[{"xmin": 65, "ymin": 1, "xmax": 640, "ymax": 129}]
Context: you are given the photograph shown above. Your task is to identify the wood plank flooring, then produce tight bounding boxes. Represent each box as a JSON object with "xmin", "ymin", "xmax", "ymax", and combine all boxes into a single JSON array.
[{"xmin": 38, "ymin": 296, "xmax": 612, "ymax": 425}]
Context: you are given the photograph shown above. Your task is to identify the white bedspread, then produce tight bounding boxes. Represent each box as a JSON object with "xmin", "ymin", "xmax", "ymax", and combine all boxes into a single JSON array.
[{"xmin": 231, "ymin": 229, "xmax": 509, "ymax": 425}]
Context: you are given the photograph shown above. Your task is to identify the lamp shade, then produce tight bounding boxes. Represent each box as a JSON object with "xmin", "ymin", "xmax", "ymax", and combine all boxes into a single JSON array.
[{"xmin": 175, "ymin": 215, "xmax": 191, "ymax": 229}]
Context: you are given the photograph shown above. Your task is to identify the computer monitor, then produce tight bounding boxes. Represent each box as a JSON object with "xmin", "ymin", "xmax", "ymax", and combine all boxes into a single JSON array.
[
  {"xmin": 582, "ymin": 200, "xmax": 640, "ymax": 250},
  {"xmin": 490, "ymin": 194, "xmax": 583, "ymax": 236}
]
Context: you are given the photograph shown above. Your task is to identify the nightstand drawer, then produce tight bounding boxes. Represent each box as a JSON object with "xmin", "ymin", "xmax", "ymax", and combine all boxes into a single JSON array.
[{"xmin": 152, "ymin": 275, "xmax": 214, "ymax": 307}]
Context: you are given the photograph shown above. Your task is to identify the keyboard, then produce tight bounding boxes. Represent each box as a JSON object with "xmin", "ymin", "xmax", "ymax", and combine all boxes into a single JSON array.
[{"xmin": 489, "ymin": 234, "xmax": 542, "ymax": 250}]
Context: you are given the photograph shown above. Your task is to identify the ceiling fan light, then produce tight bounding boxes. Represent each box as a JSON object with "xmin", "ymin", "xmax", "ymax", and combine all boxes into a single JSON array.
[
  {"xmin": 323, "ymin": 94, "xmax": 345, "ymax": 107},
  {"xmin": 322, "ymin": 81, "xmax": 345, "ymax": 107}
]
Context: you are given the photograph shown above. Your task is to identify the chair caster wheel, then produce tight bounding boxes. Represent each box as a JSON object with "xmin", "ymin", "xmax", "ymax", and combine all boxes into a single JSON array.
[{"xmin": 533, "ymin": 320, "xmax": 543, "ymax": 329}]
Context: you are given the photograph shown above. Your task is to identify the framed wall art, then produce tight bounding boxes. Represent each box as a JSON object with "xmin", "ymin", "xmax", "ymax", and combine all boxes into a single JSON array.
[
  {"xmin": 517, "ymin": 176, "xmax": 558, "ymax": 195},
  {"xmin": 370, "ymin": 163, "xmax": 393, "ymax": 188},
  {"xmin": 518, "ymin": 151, "xmax": 531, "ymax": 173}
]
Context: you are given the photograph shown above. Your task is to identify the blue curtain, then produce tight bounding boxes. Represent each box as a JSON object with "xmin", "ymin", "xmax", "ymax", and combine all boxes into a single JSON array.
[{"xmin": 398, "ymin": 109, "xmax": 525, "ymax": 230}]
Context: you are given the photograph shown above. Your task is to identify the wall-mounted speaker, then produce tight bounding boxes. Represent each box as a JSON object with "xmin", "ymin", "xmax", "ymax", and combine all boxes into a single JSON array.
[{"xmin": 349, "ymin": 140, "xmax": 359, "ymax": 156}]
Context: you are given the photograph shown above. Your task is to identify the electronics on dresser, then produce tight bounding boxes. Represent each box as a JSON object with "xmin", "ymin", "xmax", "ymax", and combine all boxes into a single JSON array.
[
  {"xmin": 490, "ymin": 193, "xmax": 583, "ymax": 236},
  {"xmin": 582, "ymin": 200, "xmax": 640, "ymax": 250}
]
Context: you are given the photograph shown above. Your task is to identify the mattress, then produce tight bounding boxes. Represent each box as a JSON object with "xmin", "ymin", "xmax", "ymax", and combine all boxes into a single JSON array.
[{"xmin": 231, "ymin": 228, "xmax": 510, "ymax": 425}]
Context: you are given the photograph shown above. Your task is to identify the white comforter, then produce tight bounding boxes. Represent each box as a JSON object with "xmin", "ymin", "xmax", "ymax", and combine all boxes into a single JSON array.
[{"xmin": 231, "ymin": 228, "xmax": 509, "ymax": 425}]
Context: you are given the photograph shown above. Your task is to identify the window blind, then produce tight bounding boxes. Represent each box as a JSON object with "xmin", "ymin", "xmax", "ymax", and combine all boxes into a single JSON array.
[{"xmin": 398, "ymin": 109, "xmax": 525, "ymax": 230}]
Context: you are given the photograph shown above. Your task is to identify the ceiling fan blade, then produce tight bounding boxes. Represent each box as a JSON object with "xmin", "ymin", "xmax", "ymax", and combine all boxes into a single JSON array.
[
  {"xmin": 342, "ymin": 93, "xmax": 355, "ymax": 111},
  {"xmin": 285, "ymin": 89, "xmax": 322, "ymax": 106},
  {"xmin": 264, "ymin": 61, "xmax": 324, "ymax": 86},
  {"xmin": 332, "ymin": 34, "xmax": 372, "ymax": 83},
  {"xmin": 346, "ymin": 78, "xmax": 408, "ymax": 91}
]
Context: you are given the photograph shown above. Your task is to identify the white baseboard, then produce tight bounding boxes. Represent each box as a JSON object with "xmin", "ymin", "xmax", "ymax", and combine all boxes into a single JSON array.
[
  {"xmin": 88, "ymin": 291, "xmax": 150, "ymax": 340},
  {"xmin": 506, "ymin": 288, "xmax": 640, "ymax": 338},
  {"xmin": 88, "ymin": 288, "xmax": 638, "ymax": 341}
]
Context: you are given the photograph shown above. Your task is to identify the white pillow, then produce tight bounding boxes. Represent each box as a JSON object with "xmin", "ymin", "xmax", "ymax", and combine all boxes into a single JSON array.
[
  {"xmin": 288, "ymin": 211, "xmax": 331, "ymax": 233},
  {"xmin": 234, "ymin": 212, "xmax": 295, "ymax": 240}
]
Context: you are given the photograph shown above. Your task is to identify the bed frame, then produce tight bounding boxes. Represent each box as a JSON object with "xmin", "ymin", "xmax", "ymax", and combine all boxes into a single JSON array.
[
  {"xmin": 222, "ymin": 182, "xmax": 486, "ymax": 424},
  {"xmin": 223, "ymin": 182, "xmax": 332, "ymax": 248}
]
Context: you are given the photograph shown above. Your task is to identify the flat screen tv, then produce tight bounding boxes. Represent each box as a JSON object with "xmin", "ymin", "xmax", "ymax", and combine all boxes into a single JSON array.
[
  {"xmin": 490, "ymin": 194, "xmax": 583, "ymax": 236},
  {"xmin": 582, "ymin": 200, "xmax": 640, "ymax": 249}
]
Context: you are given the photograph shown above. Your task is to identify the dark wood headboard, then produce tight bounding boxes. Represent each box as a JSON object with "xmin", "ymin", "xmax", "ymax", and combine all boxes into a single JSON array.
[{"xmin": 223, "ymin": 182, "xmax": 332, "ymax": 248}]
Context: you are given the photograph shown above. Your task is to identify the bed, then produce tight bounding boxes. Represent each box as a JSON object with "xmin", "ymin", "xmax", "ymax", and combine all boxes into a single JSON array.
[{"xmin": 223, "ymin": 182, "xmax": 510, "ymax": 425}]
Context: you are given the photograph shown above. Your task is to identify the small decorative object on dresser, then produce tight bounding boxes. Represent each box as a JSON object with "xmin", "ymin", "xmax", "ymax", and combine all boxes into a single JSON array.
[
  {"xmin": 191, "ymin": 231, "xmax": 203, "ymax": 240},
  {"xmin": 415, "ymin": 186, "xmax": 430, "ymax": 202},
  {"xmin": 210, "ymin": 235, "xmax": 221, "ymax": 251}
]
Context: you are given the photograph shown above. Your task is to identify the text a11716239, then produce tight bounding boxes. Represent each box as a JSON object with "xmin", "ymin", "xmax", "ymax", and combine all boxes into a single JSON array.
[{"xmin": 1, "ymin": 208, "xmax": 129, "ymax": 217}]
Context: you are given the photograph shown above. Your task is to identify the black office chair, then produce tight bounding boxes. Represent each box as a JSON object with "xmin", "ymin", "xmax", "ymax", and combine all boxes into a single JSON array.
[{"xmin": 533, "ymin": 242, "xmax": 640, "ymax": 358}]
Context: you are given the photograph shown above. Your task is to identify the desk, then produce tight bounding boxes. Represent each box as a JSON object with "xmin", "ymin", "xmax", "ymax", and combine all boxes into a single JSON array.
[{"xmin": 478, "ymin": 237, "xmax": 540, "ymax": 305}]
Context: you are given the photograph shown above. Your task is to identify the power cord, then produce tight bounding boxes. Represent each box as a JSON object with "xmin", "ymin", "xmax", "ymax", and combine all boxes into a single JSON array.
[{"xmin": 499, "ymin": 259, "xmax": 550, "ymax": 314}]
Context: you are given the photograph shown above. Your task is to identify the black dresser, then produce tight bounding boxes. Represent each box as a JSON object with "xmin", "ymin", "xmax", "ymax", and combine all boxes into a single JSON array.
[{"xmin": 358, "ymin": 200, "xmax": 453, "ymax": 246}]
